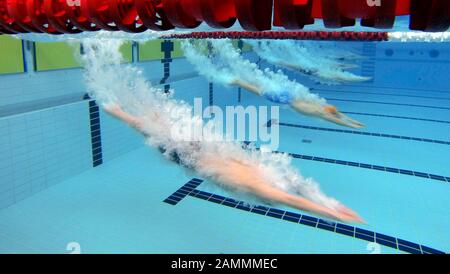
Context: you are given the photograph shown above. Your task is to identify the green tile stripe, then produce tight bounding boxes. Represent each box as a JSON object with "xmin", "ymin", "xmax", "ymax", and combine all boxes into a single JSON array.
[
  {"xmin": 35, "ymin": 42, "xmax": 82, "ymax": 71},
  {"xmin": 119, "ymin": 42, "xmax": 133, "ymax": 63},
  {"xmin": 0, "ymin": 35, "xmax": 24, "ymax": 74},
  {"xmin": 35, "ymin": 41, "xmax": 132, "ymax": 71},
  {"xmin": 139, "ymin": 39, "xmax": 184, "ymax": 61},
  {"xmin": 138, "ymin": 39, "xmax": 165, "ymax": 61}
]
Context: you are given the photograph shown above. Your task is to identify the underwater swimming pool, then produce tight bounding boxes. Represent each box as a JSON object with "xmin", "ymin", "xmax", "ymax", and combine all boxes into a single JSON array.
[
  {"xmin": 0, "ymin": 37, "xmax": 450, "ymax": 254},
  {"xmin": 0, "ymin": 35, "xmax": 449, "ymax": 254}
]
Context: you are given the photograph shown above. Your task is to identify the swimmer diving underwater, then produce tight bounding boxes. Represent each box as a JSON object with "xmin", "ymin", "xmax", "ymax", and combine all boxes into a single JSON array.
[
  {"xmin": 80, "ymin": 38, "xmax": 364, "ymax": 225},
  {"xmin": 247, "ymin": 40, "xmax": 371, "ymax": 85},
  {"xmin": 182, "ymin": 39, "xmax": 366, "ymax": 129},
  {"xmin": 104, "ymin": 103, "xmax": 364, "ymax": 223},
  {"xmin": 230, "ymin": 79, "xmax": 365, "ymax": 129}
]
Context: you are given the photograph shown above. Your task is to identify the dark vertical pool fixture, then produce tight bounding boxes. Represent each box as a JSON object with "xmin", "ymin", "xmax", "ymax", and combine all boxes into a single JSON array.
[{"xmin": 0, "ymin": 0, "xmax": 449, "ymax": 34}]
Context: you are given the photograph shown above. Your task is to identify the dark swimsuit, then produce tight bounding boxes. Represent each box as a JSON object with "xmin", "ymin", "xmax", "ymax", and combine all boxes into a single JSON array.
[
  {"xmin": 157, "ymin": 142, "xmax": 202, "ymax": 168},
  {"xmin": 142, "ymin": 130, "xmax": 199, "ymax": 168}
]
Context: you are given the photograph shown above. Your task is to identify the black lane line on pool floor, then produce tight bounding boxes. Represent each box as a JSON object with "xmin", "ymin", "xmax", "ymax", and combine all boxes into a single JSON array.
[
  {"xmin": 315, "ymin": 88, "xmax": 450, "ymax": 101},
  {"xmin": 265, "ymin": 123, "xmax": 450, "ymax": 183},
  {"xmin": 314, "ymin": 84, "xmax": 450, "ymax": 95},
  {"xmin": 288, "ymin": 153, "xmax": 450, "ymax": 183},
  {"xmin": 163, "ymin": 179, "xmax": 446, "ymax": 255},
  {"xmin": 273, "ymin": 122, "xmax": 450, "ymax": 146},
  {"xmin": 326, "ymin": 98, "xmax": 450, "ymax": 111},
  {"xmin": 340, "ymin": 111, "xmax": 450, "ymax": 125}
]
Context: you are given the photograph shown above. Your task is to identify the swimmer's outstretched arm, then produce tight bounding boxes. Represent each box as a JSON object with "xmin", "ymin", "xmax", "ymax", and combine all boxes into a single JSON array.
[
  {"xmin": 290, "ymin": 100, "xmax": 365, "ymax": 129},
  {"xmin": 278, "ymin": 60, "xmax": 357, "ymax": 72},
  {"xmin": 103, "ymin": 103, "xmax": 144, "ymax": 130},
  {"xmin": 198, "ymin": 156, "xmax": 364, "ymax": 223},
  {"xmin": 277, "ymin": 61, "xmax": 306, "ymax": 72}
]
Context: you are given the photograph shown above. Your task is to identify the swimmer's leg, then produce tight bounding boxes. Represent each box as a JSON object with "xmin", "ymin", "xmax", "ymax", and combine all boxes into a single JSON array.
[{"xmin": 230, "ymin": 79, "xmax": 263, "ymax": 96}]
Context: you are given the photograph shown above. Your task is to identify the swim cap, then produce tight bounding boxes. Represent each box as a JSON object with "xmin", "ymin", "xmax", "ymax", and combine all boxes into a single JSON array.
[{"xmin": 324, "ymin": 105, "xmax": 338, "ymax": 114}]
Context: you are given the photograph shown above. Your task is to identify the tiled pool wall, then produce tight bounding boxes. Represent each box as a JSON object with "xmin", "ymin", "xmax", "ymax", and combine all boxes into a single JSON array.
[
  {"xmin": 0, "ymin": 38, "xmax": 449, "ymax": 210},
  {"xmin": 0, "ymin": 39, "xmax": 208, "ymax": 209}
]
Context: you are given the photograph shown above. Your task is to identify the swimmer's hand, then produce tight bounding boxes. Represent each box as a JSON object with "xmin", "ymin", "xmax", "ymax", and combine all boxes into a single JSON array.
[
  {"xmin": 326, "ymin": 205, "xmax": 365, "ymax": 224},
  {"xmin": 230, "ymin": 79, "xmax": 239, "ymax": 86},
  {"xmin": 102, "ymin": 103, "xmax": 143, "ymax": 130},
  {"xmin": 103, "ymin": 102, "xmax": 122, "ymax": 115},
  {"xmin": 291, "ymin": 101, "xmax": 365, "ymax": 129}
]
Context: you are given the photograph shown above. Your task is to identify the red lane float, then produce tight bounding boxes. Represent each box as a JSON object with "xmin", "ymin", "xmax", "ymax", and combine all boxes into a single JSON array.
[
  {"xmin": 6, "ymin": 0, "xmax": 41, "ymax": 32},
  {"xmin": 195, "ymin": 0, "xmax": 236, "ymax": 28},
  {"xmin": 321, "ymin": 0, "xmax": 356, "ymax": 28},
  {"xmin": 108, "ymin": 0, "xmax": 147, "ymax": 32},
  {"xmin": 234, "ymin": 0, "xmax": 273, "ymax": 31},
  {"xmin": 360, "ymin": 0, "xmax": 398, "ymax": 29},
  {"xmin": 26, "ymin": 0, "xmax": 62, "ymax": 34},
  {"xmin": 43, "ymin": 0, "xmax": 82, "ymax": 33},
  {"xmin": 135, "ymin": 0, "xmax": 174, "ymax": 30},
  {"xmin": 79, "ymin": 0, "xmax": 117, "ymax": 31},
  {"xmin": 1, "ymin": 0, "xmax": 29, "ymax": 33},
  {"xmin": 161, "ymin": 0, "xmax": 201, "ymax": 28},
  {"xmin": 63, "ymin": 0, "xmax": 99, "ymax": 31},
  {"xmin": 410, "ymin": 0, "xmax": 450, "ymax": 32},
  {"xmin": 274, "ymin": 0, "xmax": 314, "ymax": 30},
  {"xmin": 162, "ymin": 30, "xmax": 390, "ymax": 41},
  {"xmin": 0, "ymin": 0, "xmax": 449, "ymax": 34}
]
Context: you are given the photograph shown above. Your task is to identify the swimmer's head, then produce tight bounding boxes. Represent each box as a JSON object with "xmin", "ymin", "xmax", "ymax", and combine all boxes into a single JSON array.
[{"xmin": 323, "ymin": 105, "xmax": 338, "ymax": 115}]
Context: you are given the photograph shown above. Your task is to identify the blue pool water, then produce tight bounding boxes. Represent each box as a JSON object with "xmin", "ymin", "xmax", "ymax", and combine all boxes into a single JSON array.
[{"xmin": 0, "ymin": 39, "xmax": 449, "ymax": 254}]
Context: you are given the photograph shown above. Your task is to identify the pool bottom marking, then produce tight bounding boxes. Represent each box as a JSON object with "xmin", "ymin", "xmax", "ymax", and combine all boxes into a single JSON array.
[
  {"xmin": 160, "ymin": 40, "xmax": 174, "ymax": 93},
  {"xmin": 164, "ymin": 179, "xmax": 445, "ymax": 254},
  {"xmin": 84, "ymin": 94, "xmax": 103, "ymax": 167},
  {"xmin": 271, "ymin": 121, "xmax": 450, "ymax": 146},
  {"xmin": 340, "ymin": 111, "xmax": 450, "ymax": 125},
  {"xmin": 264, "ymin": 122, "xmax": 450, "ymax": 183},
  {"xmin": 326, "ymin": 98, "xmax": 450, "ymax": 111}
]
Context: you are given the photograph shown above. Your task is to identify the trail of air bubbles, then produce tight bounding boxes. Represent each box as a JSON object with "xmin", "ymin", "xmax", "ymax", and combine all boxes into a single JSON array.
[
  {"xmin": 78, "ymin": 35, "xmax": 341, "ymax": 210},
  {"xmin": 247, "ymin": 40, "xmax": 371, "ymax": 85},
  {"xmin": 182, "ymin": 39, "xmax": 327, "ymax": 105}
]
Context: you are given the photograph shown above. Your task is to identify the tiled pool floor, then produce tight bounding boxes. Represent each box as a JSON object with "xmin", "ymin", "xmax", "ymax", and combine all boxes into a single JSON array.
[{"xmin": 1, "ymin": 143, "xmax": 446, "ymax": 254}]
